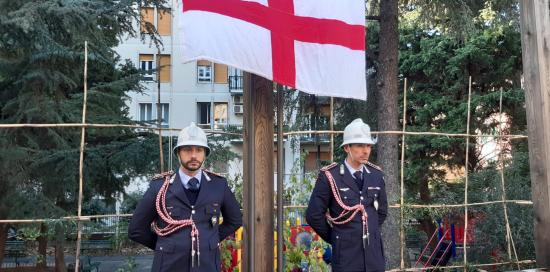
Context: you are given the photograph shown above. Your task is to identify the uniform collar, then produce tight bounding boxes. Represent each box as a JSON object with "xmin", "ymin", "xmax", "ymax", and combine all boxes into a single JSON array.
[
  {"xmin": 179, "ymin": 168, "xmax": 203, "ymax": 189},
  {"xmin": 344, "ymin": 159, "xmax": 364, "ymax": 178}
]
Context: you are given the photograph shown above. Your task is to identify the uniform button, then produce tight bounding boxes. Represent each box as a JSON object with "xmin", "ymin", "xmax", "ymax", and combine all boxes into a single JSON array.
[
  {"xmin": 169, "ymin": 212, "xmax": 172, "ymax": 215},
  {"xmin": 192, "ymin": 210, "xmax": 195, "ymax": 214},
  {"xmin": 160, "ymin": 247, "xmax": 163, "ymax": 250},
  {"xmin": 360, "ymin": 196, "xmax": 364, "ymax": 200},
  {"xmin": 336, "ymin": 235, "xmax": 339, "ymax": 239}
]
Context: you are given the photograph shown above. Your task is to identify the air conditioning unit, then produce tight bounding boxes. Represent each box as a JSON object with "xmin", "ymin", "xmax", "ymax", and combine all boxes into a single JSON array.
[{"xmin": 234, "ymin": 105, "xmax": 244, "ymax": 114}]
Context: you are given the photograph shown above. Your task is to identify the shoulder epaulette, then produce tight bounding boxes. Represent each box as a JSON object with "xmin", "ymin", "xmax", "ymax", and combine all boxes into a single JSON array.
[
  {"xmin": 367, "ymin": 162, "xmax": 383, "ymax": 172},
  {"xmin": 321, "ymin": 162, "xmax": 338, "ymax": 171},
  {"xmin": 151, "ymin": 170, "xmax": 174, "ymax": 181},
  {"xmin": 203, "ymin": 169, "xmax": 222, "ymax": 178}
]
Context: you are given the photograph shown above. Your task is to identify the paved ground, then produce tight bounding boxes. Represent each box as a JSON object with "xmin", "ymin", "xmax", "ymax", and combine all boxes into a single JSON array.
[
  {"xmin": 2, "ymin": 255, "xmax": 154, "ymax": 271},
  {"xmin": 82, "ymin": 255, "xmax": 154, "ymax": 271}
]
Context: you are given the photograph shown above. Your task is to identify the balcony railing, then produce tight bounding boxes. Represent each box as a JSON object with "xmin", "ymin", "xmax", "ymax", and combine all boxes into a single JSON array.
[
  {"xmin": 197, "ymin": 123, "xmax": 228, "ymax": 130},
  {"xmin": 229, "ymin": 75, "xmax": 243, "ymax": 93}
]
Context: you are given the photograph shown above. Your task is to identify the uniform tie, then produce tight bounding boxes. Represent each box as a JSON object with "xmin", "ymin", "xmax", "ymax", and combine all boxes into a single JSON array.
[
  {"xmin": 353, "ymin": 171, "xmax": 364, "ymax": 190},
  {"xmin": 188, "ymin": 177, "xmax": 200, "ymax": 191}
]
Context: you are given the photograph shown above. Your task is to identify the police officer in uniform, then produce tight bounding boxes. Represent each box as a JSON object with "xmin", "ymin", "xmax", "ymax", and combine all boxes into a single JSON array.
[
  {"xmin": 129, "ymin": 123, "xmax": 242, "ymax": 272},
  {"xmin": 306, "ymin": 118, "xmax": 388, "ymax": 272}
]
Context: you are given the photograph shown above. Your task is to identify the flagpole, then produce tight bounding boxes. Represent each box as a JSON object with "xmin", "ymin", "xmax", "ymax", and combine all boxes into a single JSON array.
[
  {"xmin": 244, "ymin": 72, "xmax": 256, "ymax": 271},
  {"xmin": 276, "ymin": 84, "xmax": 284, "ymax": 272},
  {"xmin": 243, "ymin": 72, "xmax": 275, "ymax": 271}
]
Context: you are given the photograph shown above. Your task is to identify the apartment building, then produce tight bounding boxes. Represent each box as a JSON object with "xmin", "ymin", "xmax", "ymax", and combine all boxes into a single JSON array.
[
  {"xmin": 115, "ymin": 1, "xmax": 331, "ymax": 194},
  {"xmin": 115, "ymin": 2, "xmax": 244, "ymax": 133}
]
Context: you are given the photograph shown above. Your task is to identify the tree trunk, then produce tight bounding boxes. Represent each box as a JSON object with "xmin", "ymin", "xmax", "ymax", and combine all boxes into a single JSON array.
[
  {"xmin": 37, "ymin": 223, "xmax": 48, "ymax": 269},
  {"xmin": 376, "ymin": 0, "xmax": 400, "ymax": 270},
  {"xmin": 54, "ymin": 225, "xmax": 66, "ymax": 272},
  {"xmin": 418, "ymin": 177, "xmax": 437, "ymax": 248},
  {"xmin": 419, "ymin": 176, "xmax": 431, "ymax": 204}
]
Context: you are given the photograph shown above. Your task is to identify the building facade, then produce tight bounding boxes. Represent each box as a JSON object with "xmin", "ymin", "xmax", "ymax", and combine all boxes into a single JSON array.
[
  {"xmin": 116, "ymin": 1, "xmax": 330, "ymax": 195},
  {"xmin": 115, "ymin": 1, "xmax": 245, "ymax": 133}
]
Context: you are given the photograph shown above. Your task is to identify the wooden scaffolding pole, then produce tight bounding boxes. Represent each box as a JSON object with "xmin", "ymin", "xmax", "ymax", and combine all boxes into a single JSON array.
[
  {"xmin": 242, "ymin": 72, "xmax": 274, "ymax": 271},
  {"xmin": 519, "ymin": 0, "xmax": 550, "ymax": 267}
]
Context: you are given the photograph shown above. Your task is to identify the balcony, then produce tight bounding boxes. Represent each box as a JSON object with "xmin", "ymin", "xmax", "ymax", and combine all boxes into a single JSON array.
[
  {"xmin": 197, "ymin": 123, "xmax": 228, "ymax": 130},
  {"xmin": 229, "ymin": 75, "xmax": 243, "ymax": 94}
]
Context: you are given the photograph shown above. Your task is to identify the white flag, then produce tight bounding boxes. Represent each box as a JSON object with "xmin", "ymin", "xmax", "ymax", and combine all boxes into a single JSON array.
[{"xmin": 179, "ymin": 0, "xmax": 367, "ymax": 100}]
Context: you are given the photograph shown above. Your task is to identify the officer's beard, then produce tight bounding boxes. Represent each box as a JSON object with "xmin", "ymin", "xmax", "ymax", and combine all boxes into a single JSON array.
[
  {"xmin": 180, "ymin": 159, "xmax": 204, "ymax": 173},
  {"xmin": 178, "ymin": 156, "xmax": 204, "ymax": 173}
]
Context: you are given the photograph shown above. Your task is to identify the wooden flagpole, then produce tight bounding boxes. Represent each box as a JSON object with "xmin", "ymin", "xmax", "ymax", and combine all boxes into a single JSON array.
[
  {"xmin": 242, "ymin": 72, "xmax": 274, "ymax": 271},
  {"xmin": 519, "ymin": 0, "xmax": 550, "ymax": 267}
]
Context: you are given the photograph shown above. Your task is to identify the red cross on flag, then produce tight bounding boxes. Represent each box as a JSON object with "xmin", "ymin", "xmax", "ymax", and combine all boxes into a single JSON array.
[{"xmin": 179, "ymin": 0, "xmax": 367, "ymax": 100}]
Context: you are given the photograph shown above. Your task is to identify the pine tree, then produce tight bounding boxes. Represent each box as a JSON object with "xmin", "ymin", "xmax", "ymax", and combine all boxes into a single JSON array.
[{"xmin": 0, "ymin": 0, "xmax": 167, "ymax": 268}]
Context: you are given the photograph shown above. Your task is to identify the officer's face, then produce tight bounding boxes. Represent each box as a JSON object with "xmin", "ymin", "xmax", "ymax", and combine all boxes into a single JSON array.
[
  {"xmin": 344, "ymin": 144, "xmax": 372, "ymax": 166},
  {"xmin": 178, "ymin": 146, "xmax": 206, "ymax": 172}
]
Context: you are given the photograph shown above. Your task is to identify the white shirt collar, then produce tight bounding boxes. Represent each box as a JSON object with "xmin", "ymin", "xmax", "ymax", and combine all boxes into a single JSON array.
[
  {"xmin": 344, "ymin": 159, "xmax": 364, "ymax": 178},
  {"xmin": 179, "ymin": 168, "xmax": 202, "ymax": 189}
]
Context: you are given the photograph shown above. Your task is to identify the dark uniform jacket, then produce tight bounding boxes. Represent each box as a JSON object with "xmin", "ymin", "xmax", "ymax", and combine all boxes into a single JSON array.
[
  {"xmin": 128, "ymin": 170, "xmax": 242, "ymax": 272},
  {"xmin": 306, "ymin": 162, "xmax": 388, "ymax": 272}
]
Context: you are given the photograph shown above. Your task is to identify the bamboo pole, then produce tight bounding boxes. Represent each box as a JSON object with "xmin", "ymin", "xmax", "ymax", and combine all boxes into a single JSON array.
[
  {"xmin": 495, "ymin": 89, "xmax": 522, "ymax": 271},
  {"xmin": 399, "ymin": 78, "xmax": 407, "ymax": 270},
  {"xmin": 74, "ymin": 41, "xmax": 89, "ymax": 272},
  {"xmin": 282, "ymin": 130, "xmax": 527, "ymax": 139},
  {"xmin": 0, "ymin": 199, "xmax": 533, "ymax": 224},
  {"xmin": 0, "ymin": 123, "xmax": 528, "ymax": 140},
  {"xmin": 157, "ymin": 50, "xmax": 164, "ymax": 172},
  {"xmin": 463, "ymin": 76, "xmax": 472, "ymax": 271},
  {"xmin": 0, "ymin": 123, "xmax": 243, "ymax": 136},
  {"xmin": 385, "ymin": 259, "xmax": 536, "ymax": 272}
]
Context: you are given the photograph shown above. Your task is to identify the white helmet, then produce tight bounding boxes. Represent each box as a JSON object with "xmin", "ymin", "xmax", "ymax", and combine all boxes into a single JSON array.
[
  {"xmin": 340, "ymin": 118, "xmax": 377, "ymax": 147},
  {"xmin": 173, "ymin": 122, "xmax": 210, "ymax": 156}
]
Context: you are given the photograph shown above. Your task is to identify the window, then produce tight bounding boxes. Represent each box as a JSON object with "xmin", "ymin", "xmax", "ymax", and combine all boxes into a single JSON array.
[
  {"xmin": 158, "ymin": 54, "xmax": 171, "ymax": 83},
  {"xmin": 139, "ymin": 103, "xmax": 169, "ymax": 126},
  {"xmin": 141, "ymin": 7, "xmax": 172, "ymax": 36},
  {"xmin": 214, "ymin": 103, "xmax": 228, "ymax": 129},
  {"xmin": 197, "ymin": 102, "xmax": 211, "ymax": 129},
  {"xmin": 157, "ymin": 9, "xmax": 172, "ymax": 36},
  {"xmin": 197, "ymin": 60, "xmax": 212, "ymax": 83},
  {"xmin": 157, "ymin": 103, "xmax": 169, "ymax": 127},
  {"xmin": 139, "ymin": 54, "xmax": 154, "ymax": 81},
  {"xmin": 305, "ymin": 152, "xmax": 331, "ymax": 172},
  {"xmin": 197, "ymin": 102, "xmax": 228, "ymax": 129},
  {"xmin": 214, "ymin": 63, "xmax": 228, "ymax": 84},
  {"xmin": 140, "ymin": 7, "xmax": 154, "ymax": 33},
  {"xmin": 229, "ymin": 68, "xmax": 244, "ymax": 91},
  {"xmin": 139, "ymin": 103, "xmax": 153, "ymax": 122},
  {"xmin": 139, "ymin": 54, "xmax": 170, "ymax": 83}
]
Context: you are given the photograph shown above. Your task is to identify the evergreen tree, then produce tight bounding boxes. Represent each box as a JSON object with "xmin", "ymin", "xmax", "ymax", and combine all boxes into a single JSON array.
[
  {"xmin": 399, "ymin": 1, "xmax": 533, "ymax": 265},
  {"xmin": 0, "ymin": 0, "xmax": 166, "ymax": 268}
]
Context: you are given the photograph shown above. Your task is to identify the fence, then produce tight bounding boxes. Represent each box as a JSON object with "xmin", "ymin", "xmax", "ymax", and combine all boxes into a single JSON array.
[{"xmin": 0, "ymin": 43, "xmax": 536, "ymax": 271}]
